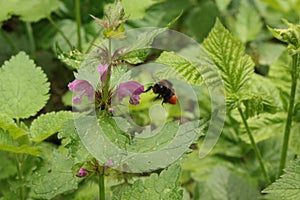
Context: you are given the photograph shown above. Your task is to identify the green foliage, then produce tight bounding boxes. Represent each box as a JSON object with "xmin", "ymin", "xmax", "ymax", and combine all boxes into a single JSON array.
[
  {"xmin": 156, "ymin": 51, "xmax": 203, "ymax": 86},
  {"xmin": 29, "ymin": 150, "xmax": 78, "ymax": 199},
  {"xmin": 30, "ymin": 111, "xmax": 74, "ymax": 143},
  {"xmin": 202, "ymin": 19, "xmax": 254, "ymax": 94},
  {"xmin": 263, "ymin": 159, "xmax": 300, "ymax": 200},
  {"xmin": 0, "ymin": 52, "xmax": 50, "ymax": 119},
  {"xmin": 0, "ymin": 113, "xmax": 27, "ymax": 139},
  {"xmin": 0, "ymin": 0, "xmax": 60, "ymax": 22},
  {"xmin": 113, "ymin": 164, "xmax": 183, "ymax": 200},
  {"xmin": 123, "ymin": 0, "xmax": 159, "ymax": 20}
]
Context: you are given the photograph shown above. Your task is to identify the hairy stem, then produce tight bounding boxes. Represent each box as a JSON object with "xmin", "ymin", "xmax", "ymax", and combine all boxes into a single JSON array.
[
  {"xmin": 238, "ymin": 107, "xmax": 271, "ymax": 184},
  {"xmin": 75, "ymin": 0, "xmax": 82, "ymax": 51},
  {"xmin": 278, "ymin": 53, "xmax": 299, "ymax": 176},
  {"xmin": 16, "ymin": 154, "xmax": 25, "ymax": 200},
  {"xmin": 25, "ymin": 22, "xmax": 35, "ymax": 58},
  {"xmin": 102, "ymin": 39, "xmax": 112, "ymax": 109},
  {"xmin": 99, "ymin": 171, "xmax": 105, "ymax": 200},
  {"xmin": 47, "ymin": 16, "xmax": 73, "ymax": 50}
]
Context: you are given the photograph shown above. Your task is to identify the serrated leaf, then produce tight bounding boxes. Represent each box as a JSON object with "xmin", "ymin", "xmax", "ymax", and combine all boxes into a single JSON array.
[
  {"xmin": 0, "ymin": 128, "xmax": 41, "ymax": 155},
  {"xmin": 57, "ymin": 50, "xmax": 84, "ymax": 70},
  {"xmin": 118, "ymin": 164, "xmax": 183, "ymax": 200},
  {"xmin": 263, "ymin": 159, "xmax": 300, "ymax": 200},
  {"xmin": 120, "ymin": 49, "xmax": 148, "ymax": 64},
  {"xmin": 0, "ymin": 113, "xmax": 27, "ymax": 139},
  {"xmin": 30, "ymin": 111, "xmax": 74, "ymax": 143},
  {"xmin": 202, "ymin": 19, "xmax": 254, "ymax": 94},
  {"xmin": 202, "ymin": 166, "xmax": 260, "ymax": 200},
  {"xmin": 156, "ymin": 51, "xmax": 203, "ymax": 86},
  {"xmin": 0, "ymin": 0, "xmax": 60, "ymax": 22},
  {"xmin": 234, "ymin": 0, "xmax": 262, "ymax": 43},
  {"xmin": 0, "ymin": 52, "xmax": 50, "ymax": 119},
  {"xmin": 30, "ymin": 150, "xmax": 78, "ymax": 199}
]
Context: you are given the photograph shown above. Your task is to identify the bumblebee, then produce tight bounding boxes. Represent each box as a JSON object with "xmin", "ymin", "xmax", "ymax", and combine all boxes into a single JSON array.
[{"xmin": 145, "ymin": 80, "xmax": 178, "ymax": 104}]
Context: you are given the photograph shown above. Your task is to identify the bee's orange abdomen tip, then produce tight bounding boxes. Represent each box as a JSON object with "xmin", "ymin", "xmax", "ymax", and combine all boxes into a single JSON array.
[{"xmin": 168, "ymin": 95, "xmax": 178, "ymax": 104}]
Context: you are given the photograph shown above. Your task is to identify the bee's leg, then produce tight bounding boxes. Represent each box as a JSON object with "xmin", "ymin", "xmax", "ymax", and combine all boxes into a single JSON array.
[
  {"xmin": 154, "ymin": 94, "xmax": 161, "ymax": 101},
  {"xmin": 144, "ymin": 86, "xmax": 153, "ymax": 93}
]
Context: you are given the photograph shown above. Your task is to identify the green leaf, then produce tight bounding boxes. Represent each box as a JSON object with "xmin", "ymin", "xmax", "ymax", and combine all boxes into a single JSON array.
[
  {"xmin": 123, "ymin": 0, "xmax": 159, "ymax": 20},
  {"xmin": 200, "ymin": 166, "xmax": 261, "ymax": 200},
  {"xmin": 0, "ymin": 52, "xmax": 50, "ymax": 119},
  {"xmin": 30, "ymin": 150, "xmax": 78, "ymax": 199},
  {"xmin": 0, "ymin": 128, "xmax": 41, "ymax": 155},
  {"xmin": 120, "ymin": 49, "xmax": 148, "ymax": 64},
  {"xmin": 0, "ymin": 113, "xmax": 27, "ymax": 139},
  {"xmin": 117, "ymin": 164, "xmax": 183, "ymax": 200},
  {"xmin": 202, "ymin": 19, "xmax": 254, "ymax": 94},
  {"xmin": 30, "ymin": 111, "xmax": 74, "ymax": 143},
  {"xmin": 0, "ymin": 0, "xmax": 60, "ymax": 22},
  {"xmin": 57, "ymin": 49, "xmax": 84, "ymax": 70},
  {"xmin": 233, "ymin": 0, "xmax": 262, "ymax": 43},
  {"xmin": 156, "ymin": 51, "xmax": 203, "ymax": 86},
  {"xmin": 263, "ymin": 159, "xmax": 300, "ymax": 200},
  {"xmin": 215, "ymin": 0, "xmax": 231, "ymax": 12}
]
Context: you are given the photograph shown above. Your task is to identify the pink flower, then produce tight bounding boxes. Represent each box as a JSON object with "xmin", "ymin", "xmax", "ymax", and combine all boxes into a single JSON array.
[
  {"xmin": 76, "ymin": 168, "xmax": 88, "ymax": 177},
  {"xmin": 68, "ymin": 79, "xmax": 94, "ymax": 104},
  {"xmin": 117, "ymin": 81, "xmax": 144, "ymax": 105},
  {"xmin": 97, "ymin": 64, "xmax": 110, "ymax": 83}
]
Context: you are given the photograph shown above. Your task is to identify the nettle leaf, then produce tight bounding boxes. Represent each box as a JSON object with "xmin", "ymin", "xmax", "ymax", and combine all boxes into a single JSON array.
[
  {"xmin": 156, "ymin": 51, "xmax": 203, "ymax": 86},
  {"xmin": 263, "ymin": 159, "xmax": 300, "ymax": 200},
  {"xmin": 202, "ymin": 19, "xmax": 254, "ymax": 94},
  {"xmin": 0, "ymin": 0, "xmax": 60, "ymax": 22},
  {"xmin": 120, "ymin": 49, "xmax": 148, "ymax": 64},
  {"xmin": 57, "ymin": 49, "xmax": 84, "ymax": 70},
  {"xmin": 30, "ymin": 111, "xmax": 74, "ymax": 143},
  {"xmin": 239, "ymin": 112, "xmax": 285, "ymax": 144},
  {"xmin": 0, "ymin": 128, "xmax": 41, "ymax": 155},
  {"xmin": 233, "ymin": 0, "xmax": 262, "ymax": 43},
  {"xmin": 117, "ymin": 164, "xmax": 183, "ymax": 200},
  {"xmin": 123, "ymin": 0, "xmax": 159, "ymax": 20},
  {"xmin": 0, "ymin": 52, "xmax": 50, "ymax": 119},
  {"xmin": 0, "ymin": 113, "xmax": 27, "ymax": 139},
  {"xmin": 200, "ymin": 166, "xmax": 261, "ymax": 200},
  {"xmin": 30, "ymin": 150, "xmax": 78, "ymax": 199}
]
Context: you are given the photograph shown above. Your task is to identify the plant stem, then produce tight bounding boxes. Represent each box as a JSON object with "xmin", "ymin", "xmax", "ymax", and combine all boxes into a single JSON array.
[
  {"xmin": 238, "ymin": 107, "xmax": 271, "ymax": 184},
  {"xmin": 25, "ymin": 22, "xmax": 35, "ymax": 58},
  {"xmin": 99, "ymin": 171, "xmax": 105, "ymax": 200},
  {"xmin": 16, "ymin": 154, "xmax": 25, "ymax": 200},
  {"xmin": 278, "ymin": 53, "xmax": 299, "ymax": 176},
  {"xmin": 47, "ymin": 16, "xmax": 73, "ymax": 50},
  {"xmin": 102, "ymin": 39, "xmax": 112, "ymax": 109},
  {"xmin": 75, "ymin": 0, "xmax": 82, "ymax": 51}
]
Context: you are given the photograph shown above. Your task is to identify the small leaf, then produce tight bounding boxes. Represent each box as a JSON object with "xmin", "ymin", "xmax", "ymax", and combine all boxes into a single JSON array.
[
  {"xmin": 0, "ymin": 52, "xmax": 50, "ymax": 119},
  {"xmin": 202, "ymin": 19, "xmax": 254, "ymax": 94},
  {"xmin": 30, "ymin": 111, "xmax": 74, "ymax": 143},
  {"xmin": 57, "ymin": 49, "xmax": 84, "ymax": 70},
  {"xmin": 0, "ymin": 113, "xmax": 27, "ymax": 139},
  {"xmin": 263, "ymin": 159, "xmax": 300, "ymax": 200},
  {"xmin": 0, "ymin": 128, "xmax": 41, "ymax": 155},
  {"xmin": 120, "ymin": 49, "xmax": 148, "ymax": 64},
  {"xmin": 234, "ymin": 0, "xmax": 262, "ymax": 43},
  {"xmin": 156, "ymin": 51, "xmax": 203, "ymax": 86},
  {"xmin": 30, "ymin": 150, "xmax": 78, "ymax": 199},
  {"xmin": 0, "ymin": 0, "xmax": 60, "ymax": 22}
]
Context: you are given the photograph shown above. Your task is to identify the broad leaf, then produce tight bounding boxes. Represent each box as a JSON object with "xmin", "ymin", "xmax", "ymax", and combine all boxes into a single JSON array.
[
  {"xmin": 114, "ymin": 164, "xmax": 183, "ymax": 200},
  {"xmin": 30, "ymin": 111, "xmax": 74, "ymax": 143},
  {"xmin": 30, "ymin": 150, "xmax": 78, "ymax": 199},
  {"xmin": 156, "ymin": 51, "xmax": 203, "ymax": 86},
  {"xmin": 202, "ymin": 19, "xmax": 254, "ymax": 94},
  {"xmin": 263, "ymin": 159, "xmax": 300, "ymax": 200},
  {"xmin": 0, "ymin": 52, "xmax": 50, "ymax": 119},
  {"xmin": 233, "ymin": 0, "xmax": 262, "ymax": 43},
  {"xmin": 0, "ymin": 113, "xmax": 27, "ymax": 139},
  {"xmin": 123, "ymin": 0, "xmax": 159, "ymax": 20},
  {"xmin": 0, "ymin": 0, "xmax": 60, "ymax": 22}
]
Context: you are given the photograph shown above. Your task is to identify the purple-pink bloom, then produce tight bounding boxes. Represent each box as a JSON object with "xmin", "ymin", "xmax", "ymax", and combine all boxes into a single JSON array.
[
  {"xmin": 97, "ymin": 64, "xmax": 110, "ymax": 83},
  {"xmin": 68, "ymin": 79, "xmax": 94, "ymax": 104},
  {"xmin": 104, "ymin": 159, "xmax": 113, "ymax": 167},
  {"xmin": 117, "ymin": 81, "xmax": 144, "ymax": 105},
  {"xmin": 76, "ymin": 168, "xmax": 88, "ymax": 177}
]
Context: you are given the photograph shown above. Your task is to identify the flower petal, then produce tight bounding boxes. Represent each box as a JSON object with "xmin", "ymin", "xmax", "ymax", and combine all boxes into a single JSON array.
[
  {"xmin": 68, "ymin": 79, "xmax": 95, "ymax": 104},
  {"xmin": 117, "ymin": 81, "xmax": 144, "ymax": 105},
  {"xmin": 97, "ymin": 64, "xmax": 110, "ymax": 83}
]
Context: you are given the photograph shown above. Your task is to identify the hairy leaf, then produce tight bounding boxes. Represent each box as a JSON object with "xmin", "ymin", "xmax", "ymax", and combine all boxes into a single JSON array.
[
  {"xmin": 115, "ymin": 164, "xmax": 183, "ymax": 200},
  {"xmin": 30, "ymin": 111, "xmax": 74, "ymax": 143},
  {"xmin": 234, "ymin": 0, "xmax": 262, "ymax": 43},
  {"xmin": 123, "ymin": 0, "xmax": 159, "ymax": 20},
  {"xmin": 0, "ymin": 113, "xmax": 27, "ymax": 139},
  {"xmin": 57, "ymin": 50, "xmax": 84, "ymax": 70},
  {"xmin": 0, "ymin": 0, "xmax": 59, "ymax": 22},
  {"xmin": 30, "ymin": 150, "xmax": 78, "ymax": 199},
  {"xmin": 0, "ymin": 52, "xmax": 50, "ymax": 119},
  {"xmin": 263, "ymin": 159, "xmax": 300, "ymax": 200},
  {"xmin": 0, "ymin": 128, "xmax": 41, "ymax": 155},
  {"xmin": 156, "ymin": 51, "xmax": 203, "ymax": 86},
  {"xmin": 202, "ymin": 19, "xmax": 254, "ymax": 94}
]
